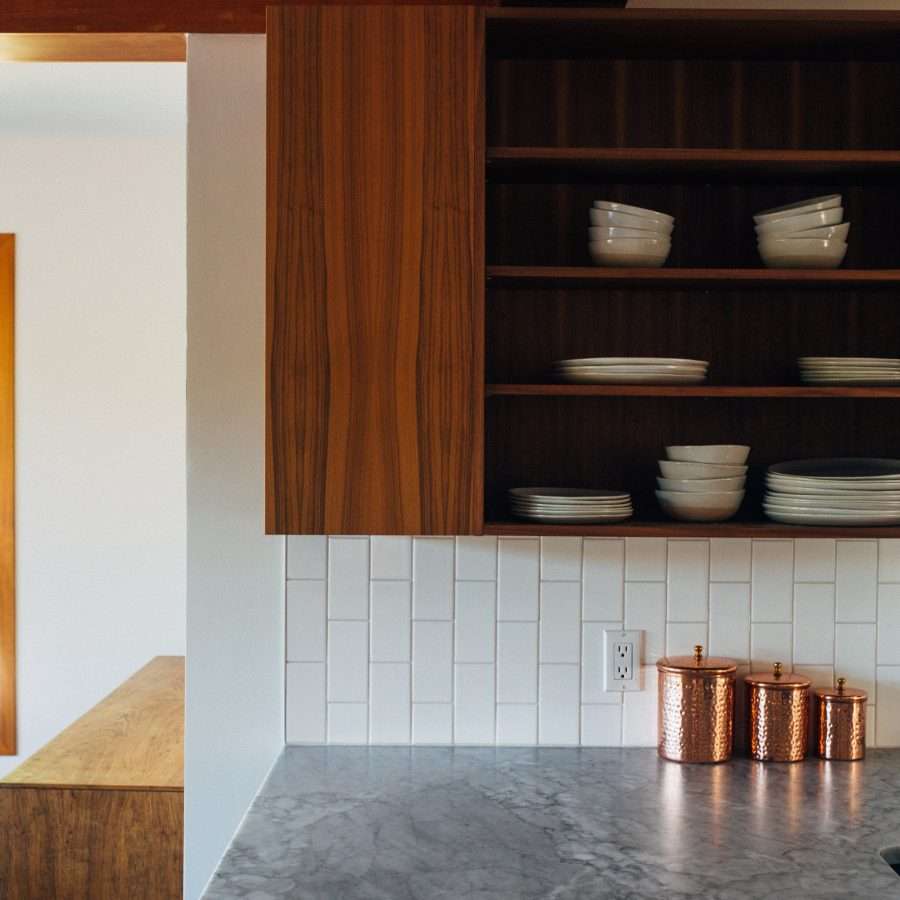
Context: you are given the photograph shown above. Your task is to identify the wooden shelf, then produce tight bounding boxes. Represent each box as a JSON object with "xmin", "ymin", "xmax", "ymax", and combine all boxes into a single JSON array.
[
  {"xmin": 488, "ymin": 147, "xmax": 900, "ymax": 176},
  {"xmin": 487, "ymin": 266, "xmax": 900, "ymax": 288},
  {"xmin": 484, "ymin": 519, "xmax": 900, "ymax": 538},
  {"xmin": 487, "ymin": 384, "xmax": 900, "ymax": 399}
]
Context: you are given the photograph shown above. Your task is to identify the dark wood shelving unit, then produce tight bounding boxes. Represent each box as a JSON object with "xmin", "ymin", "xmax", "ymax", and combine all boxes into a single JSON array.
[{"xmin": 482, "ymin": 9, "xmax": 900, "ymax": 538}]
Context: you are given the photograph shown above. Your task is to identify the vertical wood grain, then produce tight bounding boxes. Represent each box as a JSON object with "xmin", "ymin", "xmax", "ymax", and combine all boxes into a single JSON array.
[
  {"xmin": 0, "ymin": 236, "xmax": 14, "ymax": 756},
  {"xmin": 267, "ymin": 6, "xmax": 484, "ymax": 535}
]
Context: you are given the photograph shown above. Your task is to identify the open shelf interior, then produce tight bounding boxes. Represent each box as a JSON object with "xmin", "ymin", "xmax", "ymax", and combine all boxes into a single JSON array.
[{"xmin": 481, "ymin": 10, "xmax": 900, "ymax": 537}]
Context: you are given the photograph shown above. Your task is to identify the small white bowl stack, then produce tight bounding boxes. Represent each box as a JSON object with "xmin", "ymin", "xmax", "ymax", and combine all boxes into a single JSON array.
[
  {"xmin": 798, "ymin": 356, "xmax": 900, "ymax": 386},
  {"xmin": 656, "ymin": 444, "xmax": 750, "ymax": 522},
  {"xmin": 508, "ymin": 487, "xmax": 633, "ymax": 524},
  {"xmin": 554, "ymin": 356, "xmax": 708, "ymax": 385},
  {"xmin": 589, "ymin": 200, "xmax": 674, "ymax": 267},
  {"xmin": 764, "ymin": 458, "xmax": 900, "ymax": 526},
  {"xmin": 754, "ymin": 194, "xmax": 849, "ymax": 269}
]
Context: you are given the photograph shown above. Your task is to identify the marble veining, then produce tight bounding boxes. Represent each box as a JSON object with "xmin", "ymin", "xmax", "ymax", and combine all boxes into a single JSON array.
[{"xmin": 205, "ymin": 748, "xmax": 900, "ymax": 899}]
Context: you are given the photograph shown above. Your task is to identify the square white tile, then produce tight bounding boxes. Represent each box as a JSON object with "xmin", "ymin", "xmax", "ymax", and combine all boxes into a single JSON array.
[
  {"xmin": 456, "ymin": 536, "xmax": 497, "ymax": 581},
  {"xmin": 709, "ymin": 539, "xmax": 751, "ymax": 582},
  {"xmin": 622, "ymin": 665, "xmax": 658, "ymax": 747},
  {"xmin": 454, "ymin": 664, "xmax": 495, "ymax": 744},
  {"xmin": 370, "ymin": 536, "xmax": 412, "ymax": 580},
  {"xmin": 750, "ymin": 622, "xmax": 792, "ymax": 672},
  {"xmin": 582, "ymin": 621, "xmax": 625, "ymax": 704},
  {"xmin": 876, "ymin": 666, "xmax": 900, "ymax": 746},
  {"xmin": 370, "ymin": 580, "xmax": 411, "ymax": 663},
  {"xmin": 498, "ymin": 538, "xmax": 539, "ymax": 621},
  {"xmin": 624, "ymin": 582, "xmax": 666, "ymax": 662},
  {"xmin": 751, "ymin": 540, "xmax": 794, "ymax": 622},
  {"xmin": 412, "ymin": 538, "xmax": 454, "ymax": 620},
  {"xmin": 539, "ymin": 665, "xmax": 580, "ymax": 745},
  {"xmin": 541, "ymin": 537, "xmax": 583, "ymax": 581},
  {"xmin": 369, "ymin": 663, "xmax": 411, "ymax": 744},
  {"xmin": 412, "ymin": 621, "xmax": 452, "ymax": 703},
  {"xmin": 581, "ymin": 705, "xmax": 623, "ymax": 746},
  {"xmin": 794, "ymin": 539, "xmax": 836, "ymax": 583},
  {"xmin": 497, "ymin": 704, "xmax": 538, "ymax": 745},
  {"xmin": 666, "ymin": 540, "xmax": 709, "ymax": 622},
  {"xmin": 328, "ymin": 537, "xmax": 370, "ymax": 620},
  {"xmin": 286, "ymin": 662, "xmax": 326, "ymax": 743},
  {"xmin": 497, "ymin": 622, "xmax": 538, "ymax": 704},
  {"xmin": 287, "ymin": 535, "xmax": 327, "ymax": 580},
  {"xmin": 625, "ymin": 538, "xmax": 667, "ymax": 581},
  {"xmin": 327, "ymin": 703, "xmax": 368, "ymax": 744},
  {"xmin": 879, "ymin": 540, "xmax": 900, "ymax": 583},
  {"xmin": 877, "ymin": 583, "xmax": 900, "ymax": 665},
  {"xmin": 834, "ymin": 623, "xmax": 876, "ymax": 696},
  {"xmin": 287, "ymin": 579, "xmax": 326, "ymax": 662},
  {"xmin": 835, "ymin": 541, "xmax": 877, "ymax": 623},
  {"xmin": 412, "ymin": 703, "xmax": 452, "ymax": 744},
  {"xmin": 792, "ymin": 664, "xmax": 834, "ymax": 688},
  {"xmin": 666, "ymin": 622, "xmax": 708, "ymax": 658},
  {"xmin": 582, "ymin": 539, "xmax": 624, "ymax": 621},
  {"xmin": 455, "ymin": 581, "xmax": 496, "ymax": 663},
  {"xmin": 540, "ymin": 581, "xmax": 581, "ymax": 664},
  {"xmin": 793, "ymin": 583, "xmax": 835, "ymax": 665},
  {"xmin": 709, "ymin": 582, "xmax": 750, "ymax": 661},
  {"xmin": 327, "ymin": 621, "xmax": 368, "ymax": 702}
]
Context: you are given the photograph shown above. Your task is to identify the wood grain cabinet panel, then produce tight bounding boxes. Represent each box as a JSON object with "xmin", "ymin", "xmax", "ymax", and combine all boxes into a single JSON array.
[{"xmin": 267, "ymin": 5, "xmax": 485, "ymax": 535}]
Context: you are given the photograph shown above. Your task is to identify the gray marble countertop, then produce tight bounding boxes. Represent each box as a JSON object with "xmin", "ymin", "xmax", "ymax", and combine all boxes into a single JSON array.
[{"xmin": 205, "ymin": 747, "xmax": 900, "ymax": 900}]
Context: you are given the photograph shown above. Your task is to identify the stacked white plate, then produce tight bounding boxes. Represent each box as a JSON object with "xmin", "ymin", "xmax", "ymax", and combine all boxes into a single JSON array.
[
  {"xmin": 554, "ymin": 357, "xmax": 708, "ymax": 385},
  {"xmin": 589, "ymin": 200, "xmax": 673, "ymax": 267},
  {"xmin": 765, "ymin": 458, "xmax": 900, "ymax": 525},
  {"xmin": 754, "ymin": 194, "xmax": 849, "ymax": 269},
  {"xmin": 655, "ymin": 445, "xmax": 749, "ymax": 522},
  {"xmin": 509, "ymin": 487, "xmax": 633, "ymax": 524},
  {"xmin": 798, "ymin": 357, "xmax": 900, "ymax": 386}
]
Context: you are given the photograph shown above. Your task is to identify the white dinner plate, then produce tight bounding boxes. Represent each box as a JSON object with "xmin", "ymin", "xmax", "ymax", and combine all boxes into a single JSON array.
[
  {"xmin": 765, "ymin": 497, "xmax": 900, "ymax": 511},
  {"xmin": 554, "ymin": 364, "xmax": 707, "ymax": 374},
  {"xmin": 560, "ymin": 371, "xmax": 707, "ymax": 384},
  {"xmin": 799, "ymin": 357, "xmax": 900, "ymax": 366},
  {"xmin": 509, "ymin": 487, "xmax": 630, "ymax": 501},
  {"xmin": 554, "ymin": 357, "xmax": 708, "ymax": 368},
  {"xmin": 511, "ymin": 504, "xmax": 634, "ymax": 514},
  {"xmin": 769, "ymin": 459, "xmax": 900, "ymax": 479},
  {"xmin": 513, "ymin": 511, "xmax": 633, "ymax": 523},
  {"xmin": 765, "ymin": 509, "xmax": 900, "ymax": 526},
  {"xmin": 766, "ymin": 490, "xmax": 900, "ymax": 503}
]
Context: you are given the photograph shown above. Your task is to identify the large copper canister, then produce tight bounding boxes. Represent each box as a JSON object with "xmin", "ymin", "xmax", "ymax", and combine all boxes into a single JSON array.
[
  {"xmin": 816, "ymin": 678, "xmax": 867, "ymax": 761},
  {"xmin": 657, "ymin": 644, "xmax": 736, "ymax": 763},
  {"xmin": 745, "ymin": 663, "xmax": 810, "ymax": 762}
]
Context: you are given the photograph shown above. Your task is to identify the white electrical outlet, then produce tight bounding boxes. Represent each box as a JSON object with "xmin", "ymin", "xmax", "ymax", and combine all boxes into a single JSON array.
[{"xmin": 603, "ymin": 629, "xmax": 642, "ymax": 692}]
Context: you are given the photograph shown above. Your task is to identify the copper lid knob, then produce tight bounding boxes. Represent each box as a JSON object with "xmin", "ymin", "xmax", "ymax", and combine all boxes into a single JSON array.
[
  {"xmin": 694, "ymin": 644, "xmax": 704, "ymax": 663},
  {"xmin": 773, "ymin": 661, "xmax": 783, "ymax": 678},
  {"xmin": 837, "ymin": 677, "xmax": 846, "ymax": 693}
]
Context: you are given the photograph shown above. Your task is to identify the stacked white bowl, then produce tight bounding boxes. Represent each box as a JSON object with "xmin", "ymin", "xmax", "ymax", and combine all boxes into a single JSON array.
[
  {"xmin": 754, "ymin": 194, "xmax": 849, "ymax": 269},
  {"xmin": 589, "ymin": 200, "xmax": 673, "ymax": 267},
  {"xmin": 656, "ymin": 445, "xmax": 749, "ymax": 522}
]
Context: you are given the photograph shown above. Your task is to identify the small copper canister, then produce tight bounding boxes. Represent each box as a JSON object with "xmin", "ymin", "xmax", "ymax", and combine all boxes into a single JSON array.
[
  {"xmin": 816, "ymin": 678, "xmax": 867, "ymax": 761},
  {"xmin": 745, "ymin": 663, "xmax": 810, "ymax": 762},
  {"xmin": 657, "ymin": 645, "xmax": 736, "ymax": 763}
]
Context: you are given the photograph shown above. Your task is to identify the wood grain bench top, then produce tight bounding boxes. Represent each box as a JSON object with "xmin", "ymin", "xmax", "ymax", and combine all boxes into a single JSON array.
[{"xmin": 0, "ymin": 656, "xmax": 183, "ymax": 792}]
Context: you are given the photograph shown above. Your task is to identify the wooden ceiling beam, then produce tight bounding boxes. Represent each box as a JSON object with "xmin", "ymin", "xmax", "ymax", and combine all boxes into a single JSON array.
[{"xmin": 0, "ymin": 34, "xmax": 186, "ymax": 61}]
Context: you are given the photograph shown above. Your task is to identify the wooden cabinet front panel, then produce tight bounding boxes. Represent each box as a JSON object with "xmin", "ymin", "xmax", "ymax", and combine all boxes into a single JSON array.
[{"xmin": 267, "ymin": 5, "xmax": 484, "ymax": 535}]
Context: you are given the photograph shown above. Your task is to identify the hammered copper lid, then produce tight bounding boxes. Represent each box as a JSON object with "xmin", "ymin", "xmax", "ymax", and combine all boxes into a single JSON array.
[
  {"xmin": 815, "ymin": 677, "xmax": 867, "ymax": 702},
  {"xmin": 744, "ymin": 661, "xmax": 811, "ymax": 689},
  {"xmin": 656, "ymin": 644, "xmax": 737, "ymax": 675}
]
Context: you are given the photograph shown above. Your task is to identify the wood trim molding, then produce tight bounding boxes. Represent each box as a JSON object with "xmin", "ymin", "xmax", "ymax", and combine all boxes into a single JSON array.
[
  {"xmin": 0, "ymin": 34, "xmax": 185, "ymax": 62},
  {"xmin": 0, "ymin": 236, "xmax": 15, "ymax": 756}
]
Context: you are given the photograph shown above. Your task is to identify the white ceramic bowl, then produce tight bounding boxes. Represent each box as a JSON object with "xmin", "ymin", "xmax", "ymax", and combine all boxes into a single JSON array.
[
  {"xmin": 758, "ymin": 238, "xmax": 847, "ymax": 270},
  {"xmin": 665, "ymin": 444, "xmax": 751, "ymax": 464},
  {"xmin": 753, "ymin": 194, "xmax": 842, "ymax": 225},
  {"xmin": 592, "ymin": 200, "xmax": 674, "ymax": 226},
  {"xmin": 656, "ymin": 489, "xmax": 745, "ymax": 522},
  {"xmin": 589, "ymin": 208, "xmax": 674, "ymax": 234},
  {"xmin": 657, "ymin": 475, "xmax": 746, "ymax": 493},
  {"xmin": 589, "ymin": 225, "xmax": 669, "ymax": 240},
  {"xmin": 589, "ymin": 238, "xmax": 670, "ymax": 268},
  {"xmin": 755, "ymin": 206, "xmax": 843, "ymax": 237},
  {"xmin": 789, "ymin": 222, "xmax": 850, "ymax": 241},
  {"xmin": 658, "ymin": 460, "xmax": 748, "ymax": 478}
]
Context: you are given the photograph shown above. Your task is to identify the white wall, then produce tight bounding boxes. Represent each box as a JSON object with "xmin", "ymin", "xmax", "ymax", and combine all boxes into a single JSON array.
[
  {"xmin": 0, "ymin": 63, "xmax": 187, "ymax": 777},
  {"xmin": 185, "ymin": 35, "xmax": 284, "ymax": 900}
]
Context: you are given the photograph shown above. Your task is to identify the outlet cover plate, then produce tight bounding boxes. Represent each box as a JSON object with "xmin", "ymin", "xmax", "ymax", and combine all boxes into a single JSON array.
[{"xmin": 603, "ymin": 628, "xmax": 642, "ymax": 693}]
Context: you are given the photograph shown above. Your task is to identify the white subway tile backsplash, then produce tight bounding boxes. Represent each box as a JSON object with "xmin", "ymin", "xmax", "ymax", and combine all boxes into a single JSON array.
[
  {"xmin": 327, "ymin": 703, "xmax": 368, "ymax": 744},
  {"xmin": 624, "ymin": 582, "xmax": 666, "ymax": 662},
  {"xmin": 455, "ymin": 581, "xmax": 496, "ymax": 663},
  {"xmin": 456, "ymin": 536, "xmax": 497, "ymax": 581},
  {"xmin": 328, "ymin": 538, "xmax": 370, "ymax": 619},
  {"xmin": 541, "ymin": 537, "xmax": 583, "ymax": 581},
  {"xmin": 751, "ymin": 622, "xmax": 792, "ymax": 672},
  {"xmin": 834, "ymin": 623, "xmax": 876, "ymax": 696},
  {"xmin": 792, "ymin": 664, "xmax": 834, "ymax": 688},
  {"xmin": 327, "ymin": 621, "xmax": 368, "ymax": 702},
  {"xmin": 622, "ymin": 665, "xmax": 658, "ymax": 747},
  {"xmin": 793, "ymin": 583, "xmax": 835, "ymax": 665},
  {"xmin": 412, "ymin": 538, "xmax": 454, "ymax": 620},
  {"xmin": 836, "ymin": 541, "xmax": 877, "ymax": 623},
  {"xmin": 412, "ymin": 621, "xmax": 452, "ymax": 703},
  {"xmin": 287, "ymin": 580, "xmax": 326, "ymax": 662},
  {"xmin": 709, "ymin": 539, "xmax": 751, "ymax": 582},
  {"xmin": 666, "ymin": 622, "xmax": 708, "ymax": 658},
  {"xmin": 540, "ymin": 581, "xmax": 581, "ymax": 664},
  {"xmin": 879, "ymin": 540, "xmax": 900, "ymax": 583},
  {"xmin": 497, "ymin": 622, "xmax": 538, "ymax": 704},
  {"xmin": 709, "ymin": 583, "xmax": 750, "ymax": 661},
  {"xmin": 581, "ymin": 705, "xmax": 623, "ymax": 746},
  {"xmin": 497, "ymin": 704, "xmax": 538, "ymax": 745},
  {"xmin": 286, "ymin": 662, "xmax": 326, "ymax": 743},
  {"xmin": 876, "ymin": 666, "xmax": 900, "ymax": 746},
  {"xmin": 369, "ymin": 663, "xmax": 411, "ymax": 744},
  {"xmin": 498, "ymin": 538, "xmax": 539, "ymax": 621},
  {"xmin": 370, "ymin": 580, "xmax": 411, "ymax": 663},
  {"xmin": 625, "ymin": 538, "xmax": 666, "ymax": 581},
  {"xmin": 287, "ymin": 535, "xmax": 327, "ymax": 580},
  {"xmin": 582, "ymin": 622, "xmax": 624, "ymax": 704},
  {"xmin": 539, "ymin": 665, "xmax": 580, "ymax": 745},
  {"xmin": 412, "ymin": 703, "xmax": 453, "ymax": 744},
  {"xmin": 454, "ymin": 664, "xmax": 495, "ymax": 744},
  {"xmin": 582, "ymin": 539, "xmax": 624, "ymax": 621},
  {"xmin": 666, "ymin": 540, "xmax": 709, "ymax": 622},
  {"xmin": 877, "ymin": 583, "xmax": 900, "ymax": 665},
  {"xmin": 751, "ymin": 540, "xmax": 793, "ymax": 622},
  {"xmin": 370, "ymin": 537, "xmax": 412, "ymax": 580},
  {"xmin": 794, "ymin": 539, "xmax": 836, "ymax": 583}
]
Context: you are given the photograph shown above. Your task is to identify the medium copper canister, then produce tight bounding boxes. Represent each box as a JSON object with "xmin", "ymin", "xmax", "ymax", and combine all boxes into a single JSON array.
[
  {"xmin": 816, "ymin": 678, "xmax": 867, "ymax": 761},
  {"xmin": 745, "ymin": 663, "xmax": 810, "ymax": 762},
  {"xmin": 657, "ymin": 645, "xmax": 736, "ymax": 763}
]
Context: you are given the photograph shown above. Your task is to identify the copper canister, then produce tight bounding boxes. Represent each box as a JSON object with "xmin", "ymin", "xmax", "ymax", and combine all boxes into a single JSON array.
[
  {"xmin": 657, "ymin": 645, "xmax": 736, "ymax": 763},
  {"xmin": 816, "ymin": 678, "xmax": 867, "ymax": 761},
  {"xmin": 745, "ymin": 663, "xmax": 810, "ymax": 762}
]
